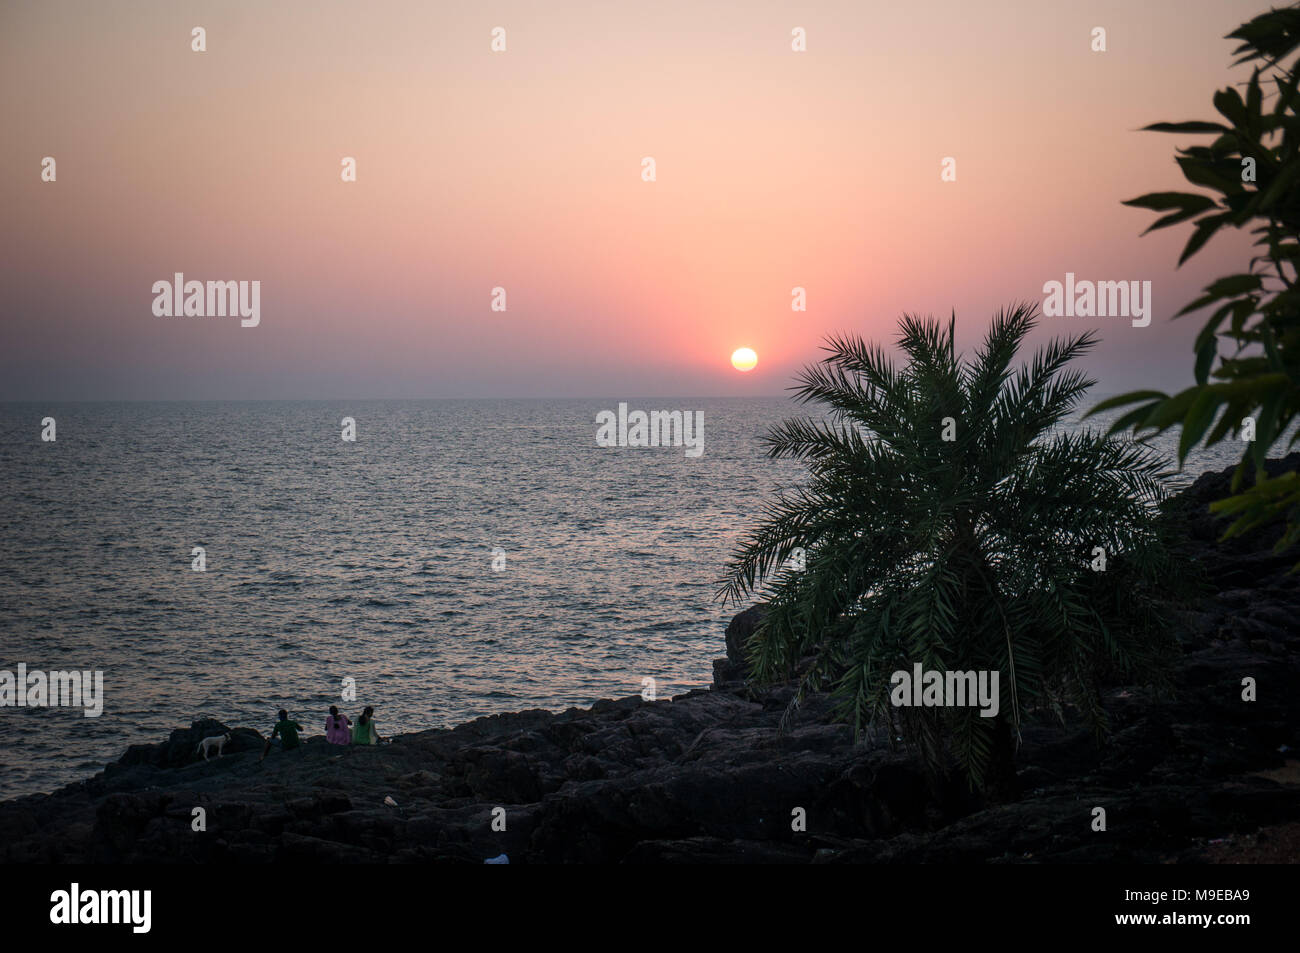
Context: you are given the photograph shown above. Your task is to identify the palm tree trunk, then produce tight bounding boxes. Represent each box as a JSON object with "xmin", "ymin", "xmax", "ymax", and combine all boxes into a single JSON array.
[{"xmin": 985, "ymin": 713, "xmax": 1020, "ymax": 803}]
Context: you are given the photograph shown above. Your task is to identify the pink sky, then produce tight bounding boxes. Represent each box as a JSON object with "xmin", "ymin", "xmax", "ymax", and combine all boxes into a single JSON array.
[{"xmin": 0, "ymin": 0, "xmax": 1270, "ymax": 399}]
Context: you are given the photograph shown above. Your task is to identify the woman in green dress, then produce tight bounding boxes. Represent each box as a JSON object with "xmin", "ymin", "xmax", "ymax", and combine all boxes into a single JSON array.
[{"xmin": 352, "ymin": 705, "xmax": 383, "ymax": 745}]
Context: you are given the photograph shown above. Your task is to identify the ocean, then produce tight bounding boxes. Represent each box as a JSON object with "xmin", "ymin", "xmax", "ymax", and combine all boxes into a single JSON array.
[{"xmin": 0, "ymin": 397, "xmax": 1247, "ymax": 799}]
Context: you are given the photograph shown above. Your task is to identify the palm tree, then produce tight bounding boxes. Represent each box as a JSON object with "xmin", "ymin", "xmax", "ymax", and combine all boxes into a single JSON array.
[{"xmin": 718, "ymin": 303, "xmax": 1180, "ymax": 795}]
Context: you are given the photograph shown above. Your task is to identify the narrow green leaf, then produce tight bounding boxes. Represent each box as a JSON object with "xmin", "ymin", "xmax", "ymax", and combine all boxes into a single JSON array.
[
  {"xmin": 1178, "ymin": 389, "xmax": 1224, "ymax": 463},
  {"xmin": 1122, "ymin": 192, "xmax": 1218, "ymax": 213},
  {"xmin": 1140, "ymin": 121, "xmax": 1230, "ymax": 134},
  {"xmin": 1179, "ymin": 213, "xmax": 1233, "ymax": 265},
  {"xmin": 1085, "ymin": 390, "xmax": 1168, "ymax": 416},
  {"xmin": 1195, "ymin": 333, "xmax": 1218, "ymax": 385}
]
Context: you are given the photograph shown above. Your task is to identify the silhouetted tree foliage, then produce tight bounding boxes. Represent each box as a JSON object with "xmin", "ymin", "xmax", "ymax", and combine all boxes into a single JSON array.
[
  {"xmin": 720, "ymin": 305, "xmax": 1179, "ymax": 794},
  {"xmin": 1093, "ymin": 4, "xmax": 1300, "ymax": 562}
]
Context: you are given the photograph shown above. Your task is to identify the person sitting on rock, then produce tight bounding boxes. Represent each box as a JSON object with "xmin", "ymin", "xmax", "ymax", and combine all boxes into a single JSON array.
[
  {"xmin": 351, "ymin": 706, "xmax": 383, "ymax": 745},
  {"xmin": 325, "ymin": 705, "xmax": 351, "ymax": 745},
  {"xmin": 260, "ymin": 709, "xmax": 304, "ymax": 761}
]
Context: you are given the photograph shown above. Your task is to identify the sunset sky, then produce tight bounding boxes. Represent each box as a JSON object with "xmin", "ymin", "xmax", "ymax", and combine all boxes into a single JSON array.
[{"xmin": 0, "ymin": 0, "xmax": 1271, "ymax": 400}]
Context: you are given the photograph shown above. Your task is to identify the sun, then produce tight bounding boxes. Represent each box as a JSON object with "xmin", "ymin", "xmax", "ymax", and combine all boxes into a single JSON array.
[{"xmin": 730, "ymin": 347, "xmax": 758, "ymax": 372}]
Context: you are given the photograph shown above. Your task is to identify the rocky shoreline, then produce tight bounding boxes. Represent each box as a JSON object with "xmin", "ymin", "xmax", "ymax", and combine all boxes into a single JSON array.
[{"xmin": 2, "ymin": 457, "xmax": 1298, "ymax": 863}]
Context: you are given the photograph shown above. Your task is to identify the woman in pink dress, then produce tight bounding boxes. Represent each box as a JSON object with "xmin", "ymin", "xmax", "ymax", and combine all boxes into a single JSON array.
[{"xmin": 325, "ymin": 705, "xmax": 352, "ymax": 745}]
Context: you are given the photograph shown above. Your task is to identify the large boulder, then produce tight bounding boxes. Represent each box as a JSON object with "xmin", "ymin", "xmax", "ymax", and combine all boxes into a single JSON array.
[
  {"xmin": 725, "ymin": 604, "xmax": 766, "ymax": 665},
  {"xmin": 1162, "ymin": 451, "xmax": 1300, "ymax": 551},
  {"xmin": 714, "ymin": 604, "xmax": 766, "ymax": 687},
  {"xmin": 116, "ymin": 719, "xmax": 263, "ymax": 768}
]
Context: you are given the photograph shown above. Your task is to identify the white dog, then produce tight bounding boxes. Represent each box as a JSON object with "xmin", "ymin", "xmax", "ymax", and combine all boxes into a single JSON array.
[{"xmin": 196, "ymin": 733, "xmax": 231, "ymax": 760}]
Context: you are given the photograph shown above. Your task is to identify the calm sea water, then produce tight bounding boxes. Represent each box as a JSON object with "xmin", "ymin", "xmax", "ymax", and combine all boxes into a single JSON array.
[{"xmin": 0, "ymin": 398, "xmax": 1243, "ymax": 799}]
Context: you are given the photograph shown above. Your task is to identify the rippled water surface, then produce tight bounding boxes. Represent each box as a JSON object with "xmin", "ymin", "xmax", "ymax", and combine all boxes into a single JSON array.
[{"xmin": 0, "ymin": 398, "xmax": 1246, "ymax": 798}]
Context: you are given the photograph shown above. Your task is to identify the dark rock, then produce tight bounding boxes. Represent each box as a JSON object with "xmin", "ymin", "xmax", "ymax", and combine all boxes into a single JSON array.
[
  {"xmin": 714, "ymin": 603, "xmax": 766, "ymax": 686},
  {"xmin": 724, "ymin": 604, "xmax": 766, "ymax": 666},
  {"xmin": 117, "ymin": 719, "xmax": 263, "ymax": 769}
]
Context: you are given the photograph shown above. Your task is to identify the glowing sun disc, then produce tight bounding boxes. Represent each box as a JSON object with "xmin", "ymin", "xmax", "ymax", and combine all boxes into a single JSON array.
[{"xmin": 731, "ymin": 347, "xmax": 758, "ymax": 372}]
